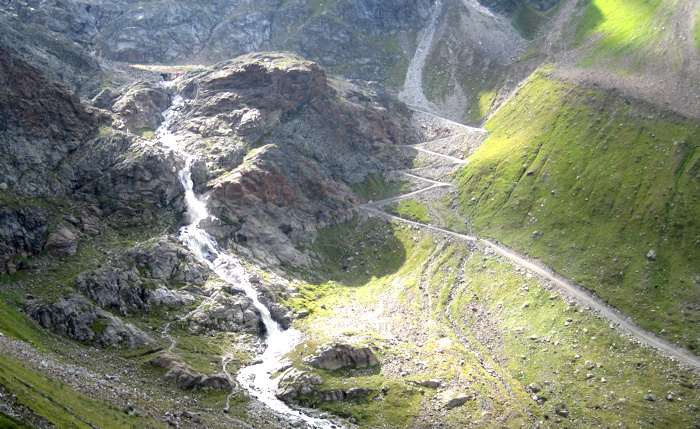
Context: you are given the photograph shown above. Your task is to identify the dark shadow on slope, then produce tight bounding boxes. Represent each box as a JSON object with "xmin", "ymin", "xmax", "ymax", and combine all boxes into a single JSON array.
[
  {"xmin": 302, "ymin": 215, "xmax": 407, "ymax": 288},
  {"xmin": 573, "ymin": 1, "xmax": 604, "ymax": 47}
]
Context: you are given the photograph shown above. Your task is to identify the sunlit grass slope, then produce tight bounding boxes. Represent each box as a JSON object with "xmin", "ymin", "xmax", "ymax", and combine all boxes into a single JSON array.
[
  {"xmin": 289, "ymin": 217, "xmax": 700, "ymax": 427},
  {"xmin": 456, "ymin": 70, "xmax": 700, "ymax": 351},
  {"xmin": 574, "ymin": 0, "xmax": 669, "ymax": 70}
]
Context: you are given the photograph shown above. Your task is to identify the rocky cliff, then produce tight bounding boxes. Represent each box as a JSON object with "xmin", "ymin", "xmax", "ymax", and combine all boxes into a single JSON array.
[{"xmin": 1, "ymin": 0, "xmax": 435, "ymax": 84}]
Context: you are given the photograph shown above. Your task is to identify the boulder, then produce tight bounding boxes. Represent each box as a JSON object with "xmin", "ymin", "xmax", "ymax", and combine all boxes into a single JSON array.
[
  {"xmin": 110, "ymin": 82, "xmax": 171, "ymax": 131},
  {"xmin": 528, "ymin": 382, "xmax": 542, "ymax": 393},
  {"xmin": 317, "ymin": 389, "xmax": 346, "ymax": 402},
  {"xmin": 445, "ymin": 396, "xmax": 472, "ymax": 409},
  {"xmin": 647, "ymin": 250, "xmax": 657, "ymax": 261},
  {"xmin": 149, "ymin": 353, "xmax": 232, "ymax": 391},
  {"xmin": 345, "ymin": 387, "xmax": 371, "ymax": 399},
  {"xmin": 418, "ymin": 379, "xmax": 441, "ymax": 389},
  {"xmin": 306, "ymin": 344, "xmax": 379, "ymax": 370},
  {"xmin": 44, "ymin": 225, "xmax": 78, "ymax": 256},
  {"xmin": 275, "ymin": 368, "xmax": 323, "ymax": 402},
  {"xmin": 30, "ymin": 294, "xmax": 152, "ymax": 348}
]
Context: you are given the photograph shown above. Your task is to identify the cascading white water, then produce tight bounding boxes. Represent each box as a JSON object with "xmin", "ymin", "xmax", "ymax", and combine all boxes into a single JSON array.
[{"xmin": 157, "ymin": 96, "xmax": 334, "ymax": 428}]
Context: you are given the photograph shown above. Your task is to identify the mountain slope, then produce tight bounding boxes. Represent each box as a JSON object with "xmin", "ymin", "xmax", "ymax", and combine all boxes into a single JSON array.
[
  {"xmin": 454, "ymin": 0, "xmax": 700, "ymax": 350},
  {"xmin": 456, "ymin": 70, "xmax": 699, "ymax": 350}
]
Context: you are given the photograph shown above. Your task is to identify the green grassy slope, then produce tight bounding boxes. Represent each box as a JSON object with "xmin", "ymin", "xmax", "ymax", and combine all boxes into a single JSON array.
[
  {"xmin": 289, "ymin": 219, "xmax": 700, "ymax": 427},
  {"xmin": 455, "ymin": 70, "xmax": 700, "ymax": 350},
  {"xmin": 574, "ymin": 0, "xmax": 669, "ymax": 70}
]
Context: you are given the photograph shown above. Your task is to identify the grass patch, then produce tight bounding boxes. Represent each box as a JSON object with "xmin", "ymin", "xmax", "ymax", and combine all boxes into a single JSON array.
[
  {"xmin": 0, "ymin": 288, "xmax": 53, "ymax": 350},
  {"xmin": 516, "ymin": 49, "xmax": 540, "ymax": 63},
  {"xmin": 291, "ymin": 212, "xmax": 700, "ymax": 426},
  {"xmin": 696, "ymin": 6, "xmax": 700, "ymax": 52},
  {"xmin": 133, "ymin": 127, "xmax": 155, "ymax": 139},
  {"xmin": 449, "ymin": 249, "xmax": 700, "ymax": 427},
  {"xmin": 0, "ymin": 353, "xmax": 158, "ymax": 428},
  {"xmin": 0, "ymin": 412, "xmax": 30, "ymax": 428},
  {"xmin": 348, "ymin": 174, "xmax": 409, "ymax": 202},
  {"xmin": 385, "ymin": 199, "xmax": 429, "ymax": 223},
  {"xmin": 456, "ymin": 70, "xmax": 700, "ymax": 350},
  {"xmin": 301, "ymin": 216, "xmax": 407, "ymax": 287},
  {"xmin": 513, "ymin": 4, "xmax": 545, "ymax": 40}
]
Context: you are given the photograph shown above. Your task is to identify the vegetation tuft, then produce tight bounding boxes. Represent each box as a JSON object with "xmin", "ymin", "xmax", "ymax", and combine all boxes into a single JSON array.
[{"xmin": 513, "ymin": 4, "xmax": 545, "ymax": 40}]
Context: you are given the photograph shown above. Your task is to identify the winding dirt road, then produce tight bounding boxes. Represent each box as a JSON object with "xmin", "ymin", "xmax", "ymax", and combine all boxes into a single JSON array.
[
  {"xmin": 359, "ymin": 196, "xmax": 700, "ymax": 369},
  {"xmin": 359, "ymin": 136, "xmax": 700, "ymax": 370}
]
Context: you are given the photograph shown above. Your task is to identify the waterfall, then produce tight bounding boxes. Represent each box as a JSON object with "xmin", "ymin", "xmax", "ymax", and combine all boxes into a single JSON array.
[{"xmin": 157, "ymin": 96, "xmax": 334, "ymax": 428}]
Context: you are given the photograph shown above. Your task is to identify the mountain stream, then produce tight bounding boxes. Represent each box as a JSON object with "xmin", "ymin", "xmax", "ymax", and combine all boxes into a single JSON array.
[{"xmin": 157, "ymin": 96, "xmax": 335, "ymax": 428}]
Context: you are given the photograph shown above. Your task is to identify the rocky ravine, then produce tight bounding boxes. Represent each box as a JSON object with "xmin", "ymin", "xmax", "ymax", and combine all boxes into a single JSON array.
[{"xmin": 0, "ymin": 45, "xmax": 422, "ymax": 426}]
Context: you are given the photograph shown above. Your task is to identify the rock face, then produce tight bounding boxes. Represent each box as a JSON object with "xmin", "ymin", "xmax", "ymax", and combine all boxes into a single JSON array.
[
  {"xmin": 0, "ymin": 14, "xmax": 126, "ymax": 98},
  {"xmin": 103, "ymin": 82, "xmax": 171, "ymax": 132},
  {"xmin": 0, "ymin": 0, "xmax": 434, "ymax": 83},
  {"xmin": 0, "ymin": 42, "xmax": 100, "ymax": 271},
  {"xmin": 306, "ymin": 344, "xmax": 380, "ymax": 370},
  {"xmin": 33, "ymin": 235, "xmax": 266, "ymax": 345},
  {"xmin": 0, "ymin": 207, "xmax": 47, "ymax": 274},
  {"xmin": 0, "ymin": 44, "xmax": 98, "ymax": 197},
  {"xmin": 149, "ymin": 353, "xmax": 232, "ymax": 391},
  {"xmin": 478, "ymin": 0, "xmax": 561, "ymax": 14},
  {"xmin": 31, "ymin": 294, "xmax": 153, "ymax": 348},
  {"xmin": 275, "ymin": 368, "xmax": 324, "ymax": 402}
]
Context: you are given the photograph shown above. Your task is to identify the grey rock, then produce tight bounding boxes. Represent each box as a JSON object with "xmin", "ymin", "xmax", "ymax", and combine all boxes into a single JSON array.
[
  {"xmin": 2, "ymin": 0, "xmax": 433, "ymax": 83},
  {"xmin": 306, "ymin": 343, "xmax": 380, "ymax": 370},
  {"xmin": 149, "ymin": 353, "xmax": 232, "ymax": 391},
  {"xmin": 275, "ymin": 368, "xmax": 324, "ymax": 402},
  {"xmin": 149, "ymin": 288, "xmax": 196, "ymax": 307},
  {"xmin": 528, "ymin": 383, "xmax": 542, "ymax": 393},
  {"xmin": 110, "ymin": 82, "xmax": 170, "ymax": 132},
  {"xmin": 44, "ymin": 225, "xmax": 78, "ymax": 256},
  {"xmin": 169, "ymin": 53, "xmax": 415, "ymax": 266},
  {"xmin": 316, "ymin": 389, "xmax": 346, "ymax": 402},
  {"xmin": 418, "ymin": 379, "xmax": 441, "ymax": 388},
  {"xmin": 647, "ymin": 250, "xmax": 657, "ymax": 261},
  {"xmin": 187, "ymin": 281, "xmax": 263, "ymax": 335},
  {"xmin": 345, "ymin": 387, "xmax": 371, "ymax": 399},
  {"xmin": 0, "ymin": 207, "xmax": 47, "ymax": 274},
  {"xmin": 30, "ymin": 294, "xmax": 153, "ymax": 348},
  {"xmin": 0, "ymin": 44, "xmax": 98, "ymax": 197},
  {"xmin": 445, "ymin": 396, "xmax": 472, "ymax": 409}
]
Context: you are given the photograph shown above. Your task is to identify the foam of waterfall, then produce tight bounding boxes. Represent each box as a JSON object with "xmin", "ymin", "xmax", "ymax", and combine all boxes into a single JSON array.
[{"xmin": 156, "ymin": 96, "xmax": 334, "ymax": 428}]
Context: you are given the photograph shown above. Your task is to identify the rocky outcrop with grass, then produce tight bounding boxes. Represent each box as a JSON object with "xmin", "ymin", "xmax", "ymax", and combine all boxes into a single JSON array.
[{"xmin": 164, "ymin": 53, "xmax": 416, "ymax": 266}]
